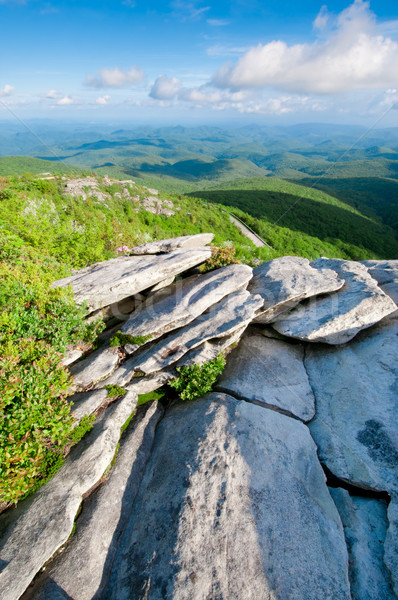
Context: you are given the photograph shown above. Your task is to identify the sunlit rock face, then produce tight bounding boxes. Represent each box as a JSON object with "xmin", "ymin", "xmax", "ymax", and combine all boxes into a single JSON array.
[{"xmin": 1, "ymin": 242, "xmax": 397, "ymax": 600}]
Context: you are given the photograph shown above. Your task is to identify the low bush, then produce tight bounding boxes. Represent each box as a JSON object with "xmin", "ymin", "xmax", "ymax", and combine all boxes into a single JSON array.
[
  {"xmin": 109, "ymin": 331, "xmax": 152, "ymax": 347},
  {"xmin": 200, "ymin": 245, "xmax": 240, "ymax": 273},
  {"xmin": 169, "ymin": 354, "xmax": 226, "ymax": 402}
]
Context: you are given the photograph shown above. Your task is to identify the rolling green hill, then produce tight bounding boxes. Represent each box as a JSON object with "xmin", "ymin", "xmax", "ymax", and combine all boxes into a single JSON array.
[{"xmin": 191, "ymin": 177, "xmax": 398, "ymax": 259}]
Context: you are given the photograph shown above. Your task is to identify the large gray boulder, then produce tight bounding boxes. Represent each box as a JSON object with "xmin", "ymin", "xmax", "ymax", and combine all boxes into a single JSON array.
[
  {"xmin": 121, "ymin": 264, "xmax": 253, "ymax": 344},
  {"xmin": 25, "ymin": 401, "xmax": 164, "ymax": 600},
  {"xmin": 330, "ymin": 488, "xmax": 395, "ymax": 600},
  {"xmin": 249, "ymin": 256, "xmax": 344, "ymax": 323},
  {"xmin": 305, "ymin": 316, "xmax": 398, "ymax": 593},
  {"xmin": 305, "ymin": 318, "xmax": 398, "ymax": 494},
  {"xmin": 102, "ymin": 289, "xmax": 263, "ymax": 384},
  {"xmin": 273, "ymin": 258, "xmax": 397, "ymax": 344},
  {"xmin": 129, "ymin": 233, "xmax": 214, "ymax": 254},
  {"xmin": 102, "ymin": 393, "xmax": 351, "ymax": 600},
  {"xmin": 0, "ymin": 392, "xmax": 137, "ymax": 600},
  {"xmin": 216, "ymin": 332, "xmax": 315, "ymax": 421},
  {"xmin": 52, "ymin": 247, "xmax": 212, "ymax": 312}
]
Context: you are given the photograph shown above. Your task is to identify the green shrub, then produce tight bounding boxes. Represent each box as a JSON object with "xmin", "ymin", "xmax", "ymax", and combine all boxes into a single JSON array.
[
  {"xmin": 169, "ymin": 354, "xmax": 226, "ymax": 402},
  {"xmin": 200, "ymin": 245, "xmax": 240, "ymax": 273},
  {"xmin": 109, "ymin": 331, "xmax": 152, "ymax": 347},
  {"xmin": 105, "ymin": 384, "xmax": 127, "ymax": 399}
]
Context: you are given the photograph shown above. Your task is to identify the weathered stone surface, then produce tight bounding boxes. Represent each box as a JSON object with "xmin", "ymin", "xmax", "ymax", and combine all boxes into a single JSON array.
[
  {"xmin": 385, "ymin": 498, "xmax": 398, "ymax": 595},
  {"xmin": 330, "ymin": 488, "xmax": 396, "ymax": 600},
  {"xmin": 68, "ymin": 388, "xmax": 108, "ymax": 421},
  {"xmin": 130, "ymin": 233, "xmax": 214, "ymax": 254},
  {"xmin": 0, "ymin": 392, "xmax": 137, "ymax": 600},
  {"xmin": 103, "ymin": 393, "xmax": 351, "ymax": 600},
  {"xmin": 249, "ymin": 255, "xmax": 344, "ymax": 323},
  {"xmin": 52, "ymin": 247, "xmax": 212, "ymax": 312},
  {"xmin": 305, "ymin": 317, "xmax": 398, "ymax": 494},
  {"xmin": 25, "ymin": 401, "xmax": 164, "ymax": 600},
  {"xmin": 177, "ymin": 325, "xmax": 247, "ymax": 367},
  {"xmin": 126, "ymin": 370, "xmax": 175, "ymax": 394},
  {"xmin": 61, "ymin": 346, "xmax": 85, "ymax": 367},
  {"xmin": 273, "ymin": 258, "xmax": 397, "ymax": 344},
  {"xmin": 69, "ymin": 346, "xmax": 120, "ymax": 391},
  {"xmin": 216, "ymin": 332, "xmax": 315, "ymax": 421},
  {"xmin": 121, "ymin": 264, "xmax": 253, "ymax": 344},
  {"xmin": 362, "ymin": 259, "xmax": 398, "ymax": 284},
  {"xmin": 148, "ymin": 275, "xmax": 175, "ymax": 293},
  {"xmin": 362, "ymin": 259, "xmax": 398, "ymax": 307},
  {"xmin": 105, "ymin": 290, "xmax": 263, "ymax": 384}
]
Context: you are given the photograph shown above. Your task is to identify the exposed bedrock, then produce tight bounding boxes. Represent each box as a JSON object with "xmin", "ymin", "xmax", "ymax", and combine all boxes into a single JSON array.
[
  {"xmin": 273, "ymin": 258, "xmax": 397, "ymax": 344},
  {"xmin": 102, "ymin": 393, "xmax": 351, "ymax": 600}
]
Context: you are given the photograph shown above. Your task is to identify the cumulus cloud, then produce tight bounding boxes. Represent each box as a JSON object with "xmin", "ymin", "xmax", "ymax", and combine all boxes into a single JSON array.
[
  {"xmin": 86, "ymin": 66, "xmax": 144, "ymax": 88},
  {"xmin": 95, "ymin": 95, "xmax": 111, "ymax": 105},
  {"xmin": 56, "ymin": 96, "xmax": 75, "ymax": 105},
  {"xmin": 213, "ymin": 0, "xmax": 398, "ymax": 94},
  {"xmin": 45, "ymin": 89, "xmax": 59, "ymax": 99},
  {"xmin": 149, "ymin": 75, "xmax": 181, "ymax": 100},
  {"xmin": 0, "ymin": 84, "xmax": 14, "ymax": 97}
]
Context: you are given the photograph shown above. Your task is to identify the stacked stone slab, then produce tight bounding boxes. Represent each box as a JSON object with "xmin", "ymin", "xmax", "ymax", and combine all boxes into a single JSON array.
[{"xmin": 1, "ymin": 240, "xmax": 397, "ymax": 600}]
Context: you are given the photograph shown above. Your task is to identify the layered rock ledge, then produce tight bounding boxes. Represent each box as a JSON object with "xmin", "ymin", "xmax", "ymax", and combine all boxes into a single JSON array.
[{"xmin": 1, "ymin": 239, "xmax": 397, "ymax": 600}]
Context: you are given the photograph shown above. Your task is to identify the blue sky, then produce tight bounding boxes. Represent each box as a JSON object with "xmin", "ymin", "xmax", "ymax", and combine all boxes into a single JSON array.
[{"xmin": 1, "ymin": 0, "xmax": 398, "ymax": 125}]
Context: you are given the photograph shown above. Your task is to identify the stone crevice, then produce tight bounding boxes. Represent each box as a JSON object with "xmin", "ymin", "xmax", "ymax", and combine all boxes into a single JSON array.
[{"xmin": 214, "ymin": 385, "xmax": 303, "ymax": 422}]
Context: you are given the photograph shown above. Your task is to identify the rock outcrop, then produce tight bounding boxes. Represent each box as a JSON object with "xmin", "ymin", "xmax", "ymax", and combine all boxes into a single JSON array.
[
  {"xmin": 273, "ymin": 258, "xmax": 396, "ymax": 344},
  {"xmin": 1, "ymin": 243, "xmax": 397, "ymax": 600}
]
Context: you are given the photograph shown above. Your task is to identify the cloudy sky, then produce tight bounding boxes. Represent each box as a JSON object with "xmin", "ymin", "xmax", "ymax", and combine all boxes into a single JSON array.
[{"xmin": 1, "ymin": 0, "xmax": 398, "ymax": 125}]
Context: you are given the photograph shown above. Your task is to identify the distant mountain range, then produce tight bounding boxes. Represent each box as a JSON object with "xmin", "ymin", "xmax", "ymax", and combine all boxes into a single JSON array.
[{"xmin": 0, "ymin": 122, "xmax": 397, "ymax": 259}]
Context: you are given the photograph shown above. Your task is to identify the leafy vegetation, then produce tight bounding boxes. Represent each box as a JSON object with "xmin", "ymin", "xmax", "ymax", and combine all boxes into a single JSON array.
[
  {"xmin": 109, "ymin": 331, "xmax": 152, "ymax": 347},
  {"xmin": 137, "ymin": 388, "xmax": 168, "ymax": 407},
  {"xmin": 200, "ymin": 245, "xmax": 240, "ymax": 273},
  {"xmin": 192, "ymin": 177, "xmax": 398, "ymax": 259},
  {"xmin": 105, "ymin": 385, "xmax": 127, "ymax": 399},
  {"xmin": 169, "ymin": 354, "xmax": 226, "ymax": 402}
]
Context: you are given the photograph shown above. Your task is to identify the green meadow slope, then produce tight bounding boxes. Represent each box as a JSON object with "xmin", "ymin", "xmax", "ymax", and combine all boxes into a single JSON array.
[{"xmin": 191, "ymin": 177, "xmax": 398, "ymax": 259}]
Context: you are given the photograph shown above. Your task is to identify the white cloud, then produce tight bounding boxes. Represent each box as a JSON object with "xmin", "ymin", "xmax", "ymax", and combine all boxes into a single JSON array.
[
  {"xmin": 313, "ymin": 5, "xmax": 329, "ymax": 30},
  {"xmin": 207, "ymin": 18, "xmax": 230, "ymax": 27},
  {"xmin": 45, "ymin": 89, "xmax": 58, "ymax": 99},
  {"xmin": 149, "ymin": 75, "xmax": 181, "ymax": 100},
  {"xmin": 86, "ymin": 66, "xmax": 144, "ymax": 88},
  {"xmin": 0, "ymin": 84, "xmax": 14, "ymax": 97},
  {"xmin": 213, "ymin": 0, "xmax": 398, "ymax": 94},
  {"xmin": 171, "ymin": 1, "xmax": 210, "ymax": 22},
  {"xmin": 56, "ymin": 96, "xmax": 75, "ymax": 105},
  {"xmin": 207, "ymin": 44, "xmax": 249, "ymax": 57},
  {"xmin": 95, "ymin": 95, "xmax": 111, "ymax": 105}
]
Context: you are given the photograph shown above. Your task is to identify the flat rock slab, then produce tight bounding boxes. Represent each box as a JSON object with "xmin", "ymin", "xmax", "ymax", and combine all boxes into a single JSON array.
[
  {"xmin": 104, "ymin": 289, "xmax": 263, "ymax": 384},
  {"xmin": 69, "ymin": 388, "xmax": 108, "ymax": 421},
  {"xmin": 273, "ymin": 258, "xmax": 397, "ymax": 344},
  {"xmin": 121, "ymin": 264, "xmax": 253, "ymax": 344},
  {"xmin": 0, "ymin": 392, "xmax": 137, "ymax": 600},
  {"xmin": 129, "ymin": 233, "xmax": 214, "ymax": 254},
  {"xmin": 69, "ymin": 346, "xmax": 120, "ymax": 391},
  {"xmin": 330, "ymin": 488, "xmax": 396, "ymax": 600},
  {"xmin": 306, "ymin": 316, "xmax": 398, "ymax": 494},
  {"xmin": 216, "ymin": 332, "xmax": 315, "ymax": 421},
  {"xmin": 177, "ymin": 325, "xmax": 247, "ymax": 367},
  {"xmin": 52, "ymin": 247, "xmax": 212, "ymax": 312},
  {"xmin": 25, "ymin": 401, "xmax": 164, "ymax": 600},
  {"xmin": 249, "ymin": 255, "xmax": 344, "ymax": 323},
  {"xmin": 102, "ymin": 393, "xmax": 350, "ymax": 600}
]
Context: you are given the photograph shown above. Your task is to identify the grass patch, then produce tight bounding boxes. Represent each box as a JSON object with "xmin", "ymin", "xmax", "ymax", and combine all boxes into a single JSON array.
[{"xmin": 169, "ymin": 354, "xmax": 226, "ymax": 402}]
